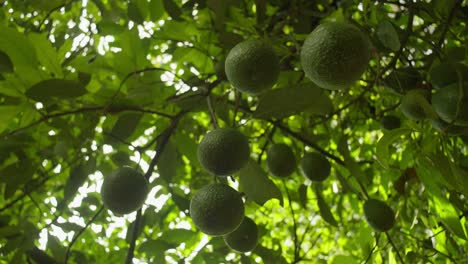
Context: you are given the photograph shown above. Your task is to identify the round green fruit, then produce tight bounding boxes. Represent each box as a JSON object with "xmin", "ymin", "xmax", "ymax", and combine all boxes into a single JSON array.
[
  {"xmin": 300, "ymin": 21, "xmax": 371, "ymax": 90},
  {"xmin": 400, "ymin": 89, "xmax": 433, "ymax": 121},
  {"xmin": 225, "ymin": 40, "xmax": 280, "ymax": 94},
  {"xmin": 223, "ymin": 216, "xmax": 258, "ymax": 252},
  {"xmin": 100, "ymin": 166, "xmax": 149, "ymax": 215},
  {"xmin": 190, "ymin": 183, "xmax": 244, "ymax": 236},
  {"xmin": 432, "ymin": 82, "xmax": 468, "ymax": 126},
  {"xmin": 266, "ymin": 143, "xmax": 296, "ymax": 178},
  {"xmin": 197, "ymin": 128, "xmax": 250, "ymax": 176},
  {"xmin": 363, "ymin": 198, "xmax": 395, "ymax": 232},
  {"xmin": 380, "ymin": 115, "xmax": 401, "ymax": 130},
  {"xmin": 300, "ymin": 152, "xmax": 331, "ymax": 182}
]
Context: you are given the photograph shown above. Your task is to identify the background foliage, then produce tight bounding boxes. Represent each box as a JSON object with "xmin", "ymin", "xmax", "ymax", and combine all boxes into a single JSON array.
[{"xmin": 0, "ymin": 0, "xmax": 468, "ymax": 263}]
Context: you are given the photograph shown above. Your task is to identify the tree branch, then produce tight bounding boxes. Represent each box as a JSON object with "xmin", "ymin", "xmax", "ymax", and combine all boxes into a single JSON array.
[
  {"xmin": 64, "ymin": 206, "xmax": 105, "ymax": 263},
  {"xmin": 124, "ymin": 110, "xmax": 186, "ymax": 264}
]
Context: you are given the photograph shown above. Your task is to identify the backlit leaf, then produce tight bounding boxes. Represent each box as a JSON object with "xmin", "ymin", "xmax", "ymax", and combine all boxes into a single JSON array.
[
  {"xmin": 375, "ymin": 128, "xmax": 412, "ymax": 169},
  {"xmin": 238, "ymin": 159, "xmax": 283, "ymax": 206}
]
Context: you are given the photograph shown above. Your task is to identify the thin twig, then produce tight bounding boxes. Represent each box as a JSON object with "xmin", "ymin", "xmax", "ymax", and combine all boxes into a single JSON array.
[
  {"xmin": 124, "ymin": 111, "xmax": 186, "ymax": 264},
  {"xmin": 64, "ymin": 206, "xmax": 105, "ymax": 263},
  {"xmin": 386, "ymin": 232, "xmax": 405, "ymax": 264},
  {"xmin": 283, "ymin": 181, "xmax": 300, "ymax": 263},
  {"xmin": 206, "ymin": 95, "xmax": 219, "ymax": 128},
  {"xmin": 364, "ymin": 234, "xmax": 380, "ymax": 264}
]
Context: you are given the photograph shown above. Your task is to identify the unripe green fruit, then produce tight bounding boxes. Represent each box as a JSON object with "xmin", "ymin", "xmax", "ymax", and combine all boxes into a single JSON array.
[
  {"xmin": 380, "ymin": 115, "xmax": 401, "ymax": 130},
  {"xmin": 190, "ymin": 183, "xmax": 244, "ymax": 236},
  {"xmin": 100, "ymin": 166, "xmax": 149, "ymax": 215},
  {"xmin": 432, "ymin": 82, "xmax": 468, "ymax": 126},
  {"xmin": 223, "ymin": 216, "xmax": 258, "ymax": 252},
  {"xmin": 300, "ymin": 22, "xmax": 371, "ymax": 90},
  {"xmin": 363, "ymin": 199, "xmax": 395, "ymax": 232},
  {"xmin": 300, "ymin": 152, "xmax": 331, "ymax": 182},
  {"xmin": 225, "ymin": 40, "xmax": 280, "ymax": 94},
  {"xmin": 197, "ymin": 128, "xmax": 250, "ymax": 176},
  {"xmin": 266, "ymin": 143, "xmax": 296, "ymax": 178}
]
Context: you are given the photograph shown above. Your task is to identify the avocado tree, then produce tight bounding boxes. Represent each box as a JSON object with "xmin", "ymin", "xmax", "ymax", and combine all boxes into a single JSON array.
[{"xmin": 0, "ymin": 0, "xmax": 468, "ymax": 263}]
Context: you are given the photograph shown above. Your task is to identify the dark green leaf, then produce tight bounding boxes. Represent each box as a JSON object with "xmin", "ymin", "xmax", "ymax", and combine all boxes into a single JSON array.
[
  {"xmin": 109, "ymin": 113, "xmax": 143, "ymax": 140},
  {"xmin": 163, "ymin": 0, "xmax": 182, "ymax": 20},
  {"xmin": 0, "ymin": 50, "xmax": 13, "ymax": 73},
  {"xmin": 158, "ymin": 141, "xmax": 178, "ymax": 181},
  {"xmin": 377, "ymin": 20, "xmax": 400, "ymax": 51},
  {"xmin": 63, "ymin": 164, "xmax": 90, "ymax": 202},
  {"xmin": 238, "ymin": 159, "xmax": 283, "ymax": 206},
  {"xmin": 25, "ymin": 79, "xmax": 87, "ymax": 101},
  {"xmin": 298, "ymin": 184, "xmax": 308, "ymax": 208},
  {"xmin": 254, "ymin": 83, "xmax": 333, "ymax": 119},
  {"xmin": 314, "ymin": 186, "xmax": 338, "ymax": 227},
  {"xmin": 150, "ymin": 0, "xmax": 165, "ymax": 21}
]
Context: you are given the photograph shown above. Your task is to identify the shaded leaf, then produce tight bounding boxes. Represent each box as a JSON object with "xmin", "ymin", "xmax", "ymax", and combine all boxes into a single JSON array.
[
  {"xmin": 238, "ymin": 159, "xmax": 283, "ymax": 206},
  {"xmin": 158, "ymin": 141, "xmax": 178, "ymax": 181},
  {"xmin": 139, "ymin": 239, "xmax": 170, "ymax": 256},
  {"xmin": 63, "ymin": 164, "xmax": 90, "ymax": 203},
  {"xmin": 163, "ymin": 0, "xmax": 182, "ymax": 20},
  {"xmin": 377, "ymin": 20, "xmax": 400, "ymax": 51},
  {"xmin": 253, "ymin": 245, "xmax": 288, "ymax": 264},
  {"xmin": 254, "ymin": 83, "xmax": 333, "ymax": 119},
  {"xmin": 314, "ymin": 186, "xmax": 338, "ymax": 227},
  {"xmin": 110, "ymin": 113, "xmax": 143, "ymax": 140},
  {"xmin": 0, "ymin": 50, "xmax": 13, "ymax": 73},
  {"xmin": 298, "ymin": 184, "xmax": 308, "ymax": 208},
  {"xmin": 25, "ymin": 79, "xmax": 87, "ymax": 101}
]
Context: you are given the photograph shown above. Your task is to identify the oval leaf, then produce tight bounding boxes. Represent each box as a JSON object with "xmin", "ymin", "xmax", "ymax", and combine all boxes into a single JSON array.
[
  {"xmin": 238, "ymin": 159, "xmax": 283, "ymax": 206},
  {"xmin": 254, "ymin": 83, "xmax": 333, "ymax": 119},
  {"xmin": 377, "ymin": 20, "xmax": 400, "ymax": 51},
  {"xmin": 109, "ymin": 113, "xmax": 143, "ymax": 140},
  {"xmin": 314, "ymin": 186, "xmax": 338, "ymax": 227},
  {"xmin": 25, "ymin": 79, "xmax": 87, "ymax": 101},
  {"xmin": 376, "ymin": 128, "xmax": 412, "ymax": 169}
]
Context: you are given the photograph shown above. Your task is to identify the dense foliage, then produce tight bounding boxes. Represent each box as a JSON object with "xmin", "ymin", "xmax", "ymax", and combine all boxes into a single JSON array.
[{"xmin": 0, "ymin": 0, "xmax": 467, "ymax": 263}]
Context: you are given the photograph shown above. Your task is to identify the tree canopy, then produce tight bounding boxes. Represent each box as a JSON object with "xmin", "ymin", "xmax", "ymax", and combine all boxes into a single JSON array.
[{"xmin": 1, "ymin": 0, "xmax": 468, "ymax": 263}]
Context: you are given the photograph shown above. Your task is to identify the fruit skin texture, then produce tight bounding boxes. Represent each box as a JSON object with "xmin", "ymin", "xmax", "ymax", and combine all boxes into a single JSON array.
[
  {"xmin": 363, "ymin": 199, "xmax": 395, "ymax": 232},
  {"xmin": 400, "ymin": 89, "xmax": 433, "ymax": 121},
  {"xmin": 432, "ymin": 82, "xmax": 468, "ymax": 126},
  {"xmin": 266, "ymin": 143, "xmax": 296, "ymax": 178},
  {"xmin": 225, "ymin": 40, "xmax": 280, "ymax": 95},
  {"xmin": 380, "ymin": 115, "xmax": 401, "ymax": 130},
  {"xmin": 100, "ymin": 166, "xmax": 149, "ymax": 215},
  {"xmin": 300, "ymin": 22, "xmax": 371, "ymax": 90},
  {"xmin": 190, "ymin": 183, "xmax": 245, "ymax": 236},
  {"xmin": 197, "ymin": 128, "xmax": 250, "ymax": 176},
  {"xmin": 223, "ymin": 216, "xmax": 258, "ymax": 252},
  {"xmin": 300, "ymin": 153, "xmax": 331, "ymax": 182}
]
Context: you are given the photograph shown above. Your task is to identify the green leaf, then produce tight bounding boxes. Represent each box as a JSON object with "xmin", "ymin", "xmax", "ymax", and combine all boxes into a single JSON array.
[
  {"xmin": 0, "ymin": 50, "xmax": 13, "ymax": 73},
  {"xmin": 432, "ymin": 194, "xmax": 468, "ymax": 240},
  {"xmin": 314, "ymin": 186, "xmax": 338, "ymax": 227},
  {"xmin": 30, "ymin": 0, "xmax": 67, "ymax": 11},
  {"xmin": 158, "ymin": 141, "xmax": 178, "ymax": 181},
  {"xmin": 0, "ymin": 25, "xmax": 41, "ymax": 84},
  {"xmin": 128, "ymin": 2, "xmax": 145, "ymax": 24},
  {"xmin": 163, "ymin": 0, "xmax": 182, "ymax": 20},
  {"xmin": 25, "ymin": 79, "xmax": 87, "ymax": 101},
  {"xmin": 298, "ymin": 184, "xmax": 308, "ymax": 208},
  {"xmin": 238, "ymin": 159, "xmax": 283, "ymax": 206},
  {"xmin": 331, "ymin": 255, "xmax": 358, "ymax": 264},
  {"xmin": 375, "ymin": 128, "xmax": 412, "ymax": 169},
  {"xmin": 63, "ymin": 164, "xmax": 90, "ymax": 203},
  {"xmin": 28, "ymin": 33, "xmax": 63, "ymax": 77},
  {"xmin": 0, "ymin": 105, "xmax": 21, "ymax": 134},
  {"xmin": 150, "ymin": 0, "xmax": 165, "ymax": 21},
  {"xmin": 159, "ymin": 229, "xmax": 197, "ymax": 245},
  {"xmin": 139, "ymin": 239, "xmax": 170, "ymax": 256},
  {"xmin": 109, "ymin": 113, "xmax": 143, "ymax": 140},
  {"xmin": 253, "ymin": 246, "xmax": 288, "ymax": 264},
  {"xmin": 254, "ymin": 83, "xmax": 333, "ymax": 119},
  {"xmin": 377, "ymin": 20, "xmax": 400, "ymax": 51}
]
